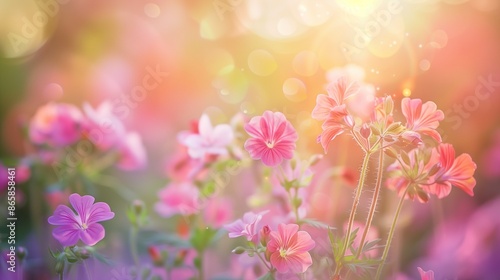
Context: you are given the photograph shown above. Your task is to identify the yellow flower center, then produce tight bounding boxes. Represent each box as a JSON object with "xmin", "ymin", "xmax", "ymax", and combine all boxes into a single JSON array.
[
  {"xmin": 81, "ymin": 223, "xmax": 88, "ymax": 230},
  {"xmin": 279, "ymin": 248, "xmax": 288, "ymax": 258}
]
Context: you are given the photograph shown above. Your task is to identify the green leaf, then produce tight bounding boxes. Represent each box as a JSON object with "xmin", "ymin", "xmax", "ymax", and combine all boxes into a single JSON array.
[
  {"xmin": 300, "ymin": 219, "xmax": 331, "ymax": 229},
  {"xmin": 139, "ymin": 231, "xmax": 191, "ymax": 248},
  {"xmin": 190, "ymin": 227, "xmax": 217, "ymax": 253}
]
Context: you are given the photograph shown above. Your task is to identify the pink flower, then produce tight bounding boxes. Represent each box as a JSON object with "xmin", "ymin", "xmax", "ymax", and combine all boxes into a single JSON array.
[
  {"xmin": 47, "ymin": 193, "xmax": 115, "ymax": 246},
  {"xmin": 271, "ymin": 159, "xmax": 313, "ymax": 190},
  {"xmin": 29, "ymin": 103, "xmax": 84, "ymax": 146},
  {"xmin": 425, "ymin": 143, "xmax": 477, "ymax": 198},
  {"xmin": 204, "ymin": 197, "xmax": 233, "ymax": 228},
  {"xmin": 267, "ymin": 223, "xmax": 315, "ymax": 274},
  {"xmin": 401, "ymin": 98, "xmax": 444, "ymax": 143},
  {"xmin": 155, "ymin": 182, "xmax": 200, "ymax": 218},
  {"xmin": 417, "ymin": 267, "xmax": 435, "ymax": 280},
  {"xmin": 224, "ymin": 211, "xmax": 268, "ymax": 242},
  {"xmin": 181, "ymin": 114, "xmax": 234, "ymax": 159},
  {"xmin": 82, "ymin": 101, "xmax": 126, "ymax": 150},
  {"xmin": 116, "ymin": 132, "xmax": 147, "ymax": 171},
  {"xmin": 244, "ymin": 111, "xmax": 298, "ymax": 166},
  {"xmin": 312, "ymin": 76, "xmax": 358, "ymax": 153}
]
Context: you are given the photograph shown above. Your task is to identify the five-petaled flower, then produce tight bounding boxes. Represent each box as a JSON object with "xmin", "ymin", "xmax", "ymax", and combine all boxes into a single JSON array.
[
  {"xmin": 48, "ymin": 193, "xmax": 115, "ymax": 246},
  {"xmin": 267, "ymin": 223, "xmax": 315, "ymax": 274},
  {"xmin": 401, "ymin": 98, "xmax": 444, "ymax": 143},
  {"xmin": 244, "ymin": 111, "xmax": 298, "ymax": 166},
  {"xmin": 224, "ymin": 211, "xmax": 268, "ymax": 243}
]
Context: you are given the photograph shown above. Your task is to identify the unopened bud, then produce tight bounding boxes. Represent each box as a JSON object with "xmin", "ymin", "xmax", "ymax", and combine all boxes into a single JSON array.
[
  {"xmin": 148, "ymin": 246, "xmax": 165, "ymax": 267},
  {"xmin": 55, "ymin": 260, "xmax": 65, "ymax": 274},
  {"xmin": 17, "ymin": 247, "xmax": 27, "ymax": 262},
  {"xmin": 259, "ymin": 225, "xmax": 271, "ymax": 247},
  {"xmin": 132, "ymin": 200, "xmax": 145, "ymax": 216},
  {"xmin": 231, "ymin": 246, "xmax": 246, "ymax": 254}
]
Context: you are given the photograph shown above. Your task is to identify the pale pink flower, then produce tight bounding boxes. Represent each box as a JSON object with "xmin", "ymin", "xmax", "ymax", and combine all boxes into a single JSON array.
[
  {"xmin": 244, "ymin": 111, "xmax": 298, "ymax": 166},
  {"xmin": 116, "ymin": 132, "xmax": 147, "ymax": 171},
  {"xmin": 29, "ymin": 103, "xmax": 84, "ymax": 146},
  {"xmin": 82, "ymin": 101, "xmax": 126, "ymax": 150},
  {"xmin": 267, "ymin": 223, "xmax": 315, "ymax": 274},
  {"xmin": 155, "ymin": 182, "xmax": 200, "ymax": 218},
  {"xmin": 224, "ymin": 211, "xmax": 268, "ymax": 242},
  {"xmin": 181, "ymin": 114, "xmax": 234, "ymax": 159},
  {"xmin": 401, "ymin": 98, "xmax": 444, "ymax": 143},
  {"xmin": 425, "ymin": 143, "xmax": 477, "ymax": 198},
  {"xmin": 271, "ymin": 159, "xmax": 313, "ymax": 190},
  {"xmin": 47, "ymin": 193, "xmax": 115, "ymax": 246},
  {"xmin": 417, "ymin": 267, "xmax": 435, "ymax": 280}
]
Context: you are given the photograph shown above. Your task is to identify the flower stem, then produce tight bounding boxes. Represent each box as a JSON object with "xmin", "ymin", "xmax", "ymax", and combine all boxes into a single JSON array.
[
  {"xmin": 333, "ymin": 151, "xmax": 372, "ymax": 277},
  {"xmin": 356, "ymin": 145, "xmax": 384, "ymax": 258},
  {"xmin": 375, "ymin": 186, "xmax": 409, "ymax": 280},
  {"xmin": 255, "ymin": 250, "xmax": 272, "ymax": 271},
  {"xmin": 198, "ymin": 251, "xmax": 204, "ymax": 280},
  {"xmin": 130, "ymin": 226, "xmax": 140, "ymax": 268}
]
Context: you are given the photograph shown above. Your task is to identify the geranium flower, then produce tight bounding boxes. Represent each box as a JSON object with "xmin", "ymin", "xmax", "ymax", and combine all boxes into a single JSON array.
[
  {"xmin": 181, "ymin": 114, "xmax": 234, "ymax": 159},
  {"xmin": 82, "ymin": 101, "xmax": 126, "ymax": 150},
  {"xmin": 401, "ymin": 98, "xmax": 444, "ymax": 143},
  {"xmin": 116, "ymin": 132, "xmax": 147, "ymax": 171},
  {"xmin": 244, "ymin": 111, "xmax": 298, "ymax": 166},
  {"xmin": 425, "ymin": 143, "xmax": 477, "ymax": 198},
  {"xmin": 47, "ymin": 193, "xmax": 115, "ymax": 246},
  {"xmin": 155, "ymin": 182, "xmax": 200, "ymax": 218},
  {"xmin": 29, "ymin": 103, "xmax": 84, "ymax": 147},
  {"xmin": 224, "ymin": 211, "xmax": 268, "ymax": 242},
  {"xmin": 267, "ymin": 223, "xmax": 315, "ymax": 274},
  {"xmin": 418, "ymin": 267, "xmax": 435, "ymax": 280}
]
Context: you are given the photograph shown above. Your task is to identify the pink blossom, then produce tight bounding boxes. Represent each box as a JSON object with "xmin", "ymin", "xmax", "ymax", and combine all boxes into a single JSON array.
[
  {"xmin": 417, "ymin": 267, "xmax": 435, "ymax": 280},
  {"xmin": 271, "ymin": 159, "xmax": 313, "ymax": 190},
  {"xmin": 204, "ymin": 197, "xmax": 233, "ymax": 228},
  {"xmin": 425, "ymin": 143, "xmax": 477, "ymax": 198},
  {"xmin": 47, "ymin": 193, "xmax": 115, "ymax": 246},
  {"xmin": 155, "ymin": 182, "xmax": 200, "ymax": 218},
  {"xmin": 267, "ymin": 223, "xmax": 315, "ymax": 274},
  {"xmin": 181, "ymin": 114, "xmax": 234, "ymax": 159},
  {"xmin": 29, "ymin": 102, "xmax": 84, "ymax": 146},
  {"xmin": 224, "ymin": 211, "xmax": 268, "ymax": 242},
  {"xmin": 82, "ymin": 101, "xmax": 126, "ymax": 150},
  {"xmin": 244, "ymin": 111, "xmax": 298, "ymax": 166},
  {"xmin": 116, "ymin": 132, "xmax": 147, "ymax": 171},
  {"xmin": 401, "ymin": 98, "xmax": 444, "ymax": 143}
]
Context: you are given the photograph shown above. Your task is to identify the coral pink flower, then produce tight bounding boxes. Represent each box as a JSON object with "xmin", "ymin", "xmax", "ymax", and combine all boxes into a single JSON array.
[
  {"xmin": 312, "ymin": 76, "xmax": 359, "ymax": 153},
  {"xmin": 155, "ymin": 182, "xmax": 200, "ymax": 218},
  {"xmin": 267, "ymin": 223, "xmax": 315, "ymax": 274},
  {"xmin": 82, "ymin": 101, "xmax": 126, "ymax": 150},
  {"xmin": 401, "ymin": 98, "xmax": 444, "ymax": 143},
  {"xmin": 116, "ymin": 132, "xmax": 147, "ymax": 171},
  {"xmin": 224, "ymin": 211, "xmax": 268, "ymax": 242},
  {"xmin": 29, "ymin": 103, "xmax": 84, "ymax": 146},
  {"xmin": 181, "ymin": 114, "xmax": 234, "ymax": 159},
  {"xmin": 425, "ymin": 143, "xmax": 477, "ymax": 198},
  {"xmin": 47, "ymin": 193, "xmax": 115, "ymax": 246},
  {"xmin": 244, "ymin": 111, "xmax": 298, "ymax": 166},
  {"xmin": 418, "ymin": 267, "xmax": 435, "ymax": 280}
]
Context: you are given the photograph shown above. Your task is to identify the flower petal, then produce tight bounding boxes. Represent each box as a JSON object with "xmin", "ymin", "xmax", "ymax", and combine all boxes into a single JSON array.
[
  {"xmin": 52, "ymin": 225, "xmax": 81, "ymax": 247},
  {"xmin": 48, "ymin": 205, "xmax": 80, "ymax": 226},
  {"xmin": 80, "ymin": 223, "xmax": 105, "ymax": 246}
]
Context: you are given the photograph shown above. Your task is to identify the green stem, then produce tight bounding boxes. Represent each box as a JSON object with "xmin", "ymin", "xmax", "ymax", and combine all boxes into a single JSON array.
[
  {"xmin": 130, "ymin": 226, "xmax": 140, "ymax": 268},
  {"xmin": 356, "ymin": 144, "xmax": 384, "ymax": 258},
  {"xmin": 375, "ymin": 186, "xmax": 409, "ymax": 280},
  {"xmin": 333, "ymin": 151, "xmax": 372, "ymax": 277},
  {"xmin": 255, "ymin": 250, "xmax": 272, "ymax": 271},
  {"xmin": 198, "ymin": 251, "xmax": 204, "ymax": 280},
  {"xmin": 288, "ymin": 188, "xmax": 300, "ymax": 223}
]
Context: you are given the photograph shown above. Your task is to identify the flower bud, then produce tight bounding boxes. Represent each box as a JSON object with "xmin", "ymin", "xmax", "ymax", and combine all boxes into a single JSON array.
[
  {"xmin": 231, "ymin": 246, "xmax": 246, "ymax": 254},
  {"xmin": 132, "ymin": 200, "xmax": 145, "ymax": 216},
  {"xmin": 55, "ymin": 260, "xmax": 65, "ymax": 274},
  {"xmin": 148, "ymin": 246, "xmax": 165, "ymax": 267},
  {"xmin": 360, "ymin": 124, "xmax": 371, "ymax": 139},
  {"xmin": 259, "ymin": 225, "xmax": 271, "ymax": 247},
  {"xmin": 17, "ymin": 247, "xmax": 27, "ymax": 262}
]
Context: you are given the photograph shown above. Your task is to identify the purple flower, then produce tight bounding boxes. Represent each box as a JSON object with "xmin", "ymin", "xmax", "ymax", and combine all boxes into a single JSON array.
[
  {"xmin": 48, "ymin": 193, "xmax": 115, "ymax": 246},
  {"xmin": 224, "ymin": 211, "xmax": 268, "ymax": 242}
]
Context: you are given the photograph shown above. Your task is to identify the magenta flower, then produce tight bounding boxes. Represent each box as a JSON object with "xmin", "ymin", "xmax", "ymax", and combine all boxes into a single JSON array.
[
  {"xmin": 29, "ymin": 102, "xmax": 84, "ymax": 147},
  {"xmin": 155, "ymin": 182, "xmax": 200, "ymax": 218},
  {"xmin": 244, "ymin": 111, "xmax": 298, "ymax": 166},
  {"xmin": 224, "ymin": 211, "xmax": 268, "ymax": 242},
  {"xmin": 401, "ymin": 98, "xmax": 444, "ymax": 143},
  {"xmin": 116, "ymin": 132, "xmax": 147, "ymax": 171},
  {"xmin": 425, "ymin": 143, "xmax": 477, "ymax": 198},
  {"xmin": 181, "ymin": 114, "xmax": 234, "ymax": 159},
  {"xmin": 267, "ymin": 223, "xmax": 316, "ymax": 274},
  {"xmin": 418, "ymin": 267, "xmax": 435, "ymax": 280},
  {"xmin": 47, "ymin": 193, "xmax": 115, "ymax": 246}
]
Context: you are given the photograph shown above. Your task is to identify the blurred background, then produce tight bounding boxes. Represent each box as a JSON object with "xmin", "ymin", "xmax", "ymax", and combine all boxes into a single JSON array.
[{"xmin": 1, "ymin": 0, "xmax": 500, "ymax": 279}]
